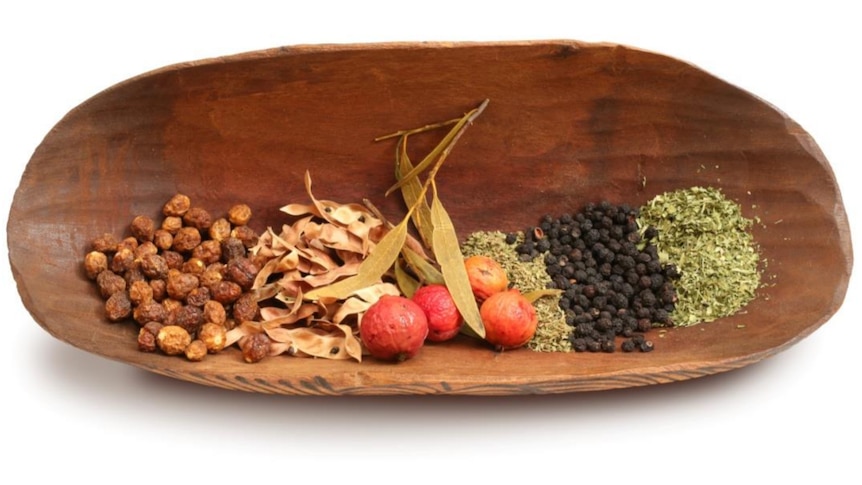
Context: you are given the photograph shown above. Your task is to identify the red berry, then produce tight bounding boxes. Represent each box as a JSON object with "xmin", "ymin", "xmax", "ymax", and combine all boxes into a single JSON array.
[
  {"xmin": 360, "ymin": 295, "xmax": 428, "ymax": 362},
  {"xmin": 412, "ymin": 284, "xmax": 463, "ymax": 342}
]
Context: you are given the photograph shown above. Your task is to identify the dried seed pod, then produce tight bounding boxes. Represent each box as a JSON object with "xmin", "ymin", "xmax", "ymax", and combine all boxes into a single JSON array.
[
  {"xmin": 172, "ymin": 227, "xmax": 202, "ymax": 253},
  {"xmin": 184, "ymin": 340, "xmax": 208, "ymax": 361},
  {"xmin": 130, "ymin": 215, "xmax": 156, "ymax": 242},
  {"xmin": 198, "ymin": 322, "xmax": 227, "ymax": 353},
  {"xmin": 208, "ymin": 218, "xmax": 232, "ymax": 242},
  {"xmin": 157, "ymin": 325, "xmax": 192, "ymax": 355},
  {"xmin": 84, "ymin": 251, "xmax": 108, "ymax": 280},
  {"xmin": 227, "ymin": 204, "xmax": 252, "ymax": 226},
  {"xmin": 105, "ymin": 291, "xmax": 132, "ymax": 322},
  {"xmin": 96, "ymin": 271, "xmax": 126, "ymax": 299},
  {"xmin": 163, "ymin": 194, "xmax": 191, "ymax": 217}
]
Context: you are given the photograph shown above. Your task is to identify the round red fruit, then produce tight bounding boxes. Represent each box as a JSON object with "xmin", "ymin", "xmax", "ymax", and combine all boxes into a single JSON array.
[
  {"xmin": 479, "ymin": 289, "xmax": 538, "ymax": 350},
  {"xmin": 360, "ymin": 295, "xmax": 429, "ymax": 362},
  {"xmin": 412, "ymin": 284, "xmax": 463, "ymax": 342}
]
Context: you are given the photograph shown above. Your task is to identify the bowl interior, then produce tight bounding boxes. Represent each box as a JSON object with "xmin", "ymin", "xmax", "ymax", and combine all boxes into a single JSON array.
[{"xmin": 8, "ymin": 41, "xmax": 852, "ymax": 394}]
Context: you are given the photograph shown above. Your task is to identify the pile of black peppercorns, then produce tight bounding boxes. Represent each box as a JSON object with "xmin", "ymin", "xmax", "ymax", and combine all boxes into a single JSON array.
[{"xmin": 509, "ymin": 201, "xmax": 679, "ymax": 353}]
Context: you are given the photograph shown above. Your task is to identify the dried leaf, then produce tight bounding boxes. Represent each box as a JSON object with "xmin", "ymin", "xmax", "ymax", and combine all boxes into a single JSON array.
[
  {"xmin": 304, "ymin": 215, "xmax": 408, "ymax": 300},
  {"xmin": 396, "ymin": 137, "xmax": 435, "ymax": 249},
  {"xmin": 522, "ymin": 288, "xmax": 563, "ymax": 303},
  {"xmin": 430, "ymin": 183, "xmax": 484, "ymax": 338},
  {"xmin": 402, "ymin": 245, "xmax": 445, "ymax": 285}
]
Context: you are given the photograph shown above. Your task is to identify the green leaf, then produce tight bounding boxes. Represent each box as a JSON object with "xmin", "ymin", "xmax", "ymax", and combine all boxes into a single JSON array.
[
  {"xmin": 394, "ymin": 258, "xmax": 421, "ymax": 298},
  {"xmin": 430, "ymin": 182, "xmax": 484, "ymax": 338}
]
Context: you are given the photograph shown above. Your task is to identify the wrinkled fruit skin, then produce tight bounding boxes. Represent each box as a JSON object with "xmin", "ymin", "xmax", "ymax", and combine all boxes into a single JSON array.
[
  {"xmin": 360, "ymin": 295, "xmax": 429, "ymax": 362},
  {"xmin": 464, "ymin": 255, "xmax": 509, "ymax": 301},
  {"xmin": 480, "ymin": 289, "xmax": 538, "ymax": 350},
  {"xmin": 412, "ymin": 284, "xmax": 463, "ymax": 342}
]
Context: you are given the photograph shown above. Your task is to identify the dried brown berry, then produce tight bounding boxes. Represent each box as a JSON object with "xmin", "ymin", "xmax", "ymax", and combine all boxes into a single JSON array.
[
  {"xmin": 96, "ymin": 271, "xmax": 126, "ymax": 299},
  {"xmin": 208, "ymin": 218, "xmax": 232, "ymax": 242},
  {"xmin": 111, "ymin": 247, "xmax": 136, "ymax": 273},
  {"xmin": 240, "ymin": 333, "xmax": 271, "ymax": 363},
  {"xmin": 198, "ymin": 323, "xmax": 227, "ymax": 353},
  {"xmin": 173, "ymin": 305, "xmax": 204, "ymax": 335},
  {"xmin": 231, "ymin": 225, "xmax": 259, "ymax": 248},
  {"xmin": 84, "ymin": 251, "xmax": 108, "ymax": 280},
  {"xmin": 184, "ymin": 340, "xmax": 208, "ymax": 361},
  {"xmin": 130, "ymin": 215, "xmax": 156, "ymax": 242},
  {"xmin": 91, "ymin": 233, "xmax": 119, "ymax": 253},
  {"xmin": 150, "ymin": 279, "xmax": 167, "ymax": 301},
  {"xmin": 199, "ymin": 264, "xmax": 225, "ymax": 290},
  {"xmin": 172, "ymin": 227, "xmax": 202, "ymax": 253},
  {"xmin": 117, "ymin": 237, "xmax": 139, "ymax": 252},
  {"xmin": 163, "ymin": 194, "xmax": 191, "ymax": 217},
  {"xmin": 181, "ymin": 257, "xmax": 207, "ymax": 275},
  {"xmin": 157, "ymin": 325, "xmax": 192, "ymax": 355},
  {"xmin": 227, "ymin": 204, "xmax": 252, "ymax": 226},
  {"xmin": 123, "ymin": 267, "xmax": 146, "ymax": 286},
  {"xmin": 153, "ymin": 229, "xmax": 173, "ymax": 251},
  {"xmin": 226, "ymin": 257, "xmax": 259, "ymax": 291},
  {"xmin": 192, "ymin": 240, "xmax": 222, "ymax": 265},
  {"xmin": 232, "ymin": 293, "xmax": 260, "ymax": 322},
  {"xmin": 162, "ymin": 251, "xmax": 184, "ymax": 270},
  {"xmin": 138, "ymin": 323, "xmax": 161, "ymax": 352},
  {"xmin": 211, "ymin": 281, "xmax": 242, "ymax": 304},
  {"xmin": 134, "ymin": 241, "xmax": 158, "ymax": 259},
  {"xmin": 105, "ymin": 291, "xmax": 132, "ymax": 322},
  {"xmin": 140, "ymin": 253, "xmax": 169, "ymax": 280},
  {"xmin": 128, "ymin": 280, "xmax": 154, "ymax": 306},
  {"xmin": 202, "ymin": 300, "xmax": 227, "ymax": 325},
  {"xmin": 185, "ymin": 286, "xmax": 211, "ymax": 307},
  {"xmin": 220, "ymin": 237, "xmax": 246, "ymax": 262},
  {"xmin": 183, "ymin": 207, "xmax": 212, "ymax": 230},
  {"xmin": 166, "ymin": 272, "xmax": 199, "ymax": 301},
  {"xmin": 134, "ymin": 300, "xmax": 168, "ymax": 325},
  {"xmin": 161, "ymin": 216, "xmax": 183, "ymax": 234}
]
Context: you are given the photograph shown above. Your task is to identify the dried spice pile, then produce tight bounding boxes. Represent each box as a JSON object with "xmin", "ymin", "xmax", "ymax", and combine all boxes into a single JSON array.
[{"xmin": 637, "ymin": 186, "xmax": 761, "ymax": 326}]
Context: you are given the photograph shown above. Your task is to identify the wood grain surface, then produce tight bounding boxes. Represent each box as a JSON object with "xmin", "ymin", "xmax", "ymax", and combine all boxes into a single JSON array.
[{"xmin": 7, "ymin": 40, "xmax": 852, "ymax": 395}]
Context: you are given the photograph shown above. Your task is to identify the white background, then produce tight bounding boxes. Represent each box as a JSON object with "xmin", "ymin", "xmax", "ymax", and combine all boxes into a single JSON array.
[{"xmin": 2, "ymin": 1, "xmax": 858, "ymax": 483}]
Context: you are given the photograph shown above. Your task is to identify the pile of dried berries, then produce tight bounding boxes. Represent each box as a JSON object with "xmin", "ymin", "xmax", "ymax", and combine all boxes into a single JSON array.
[
  {"xmin": 84, "ymin": 194, "xmax": 270, "ymax": 362},
  {"xmin": 512, "ymin": 202, "xmax": 680, "ymax": 353}
]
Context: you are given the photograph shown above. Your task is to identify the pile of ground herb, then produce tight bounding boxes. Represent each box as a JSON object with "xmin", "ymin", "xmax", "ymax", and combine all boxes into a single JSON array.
[
  {"xmin": 461, "ymin": 231, "xmax": 571, "ymax": 352},
  {"xmin": 637, "ymin": 186, "xmax": 761, "ymax": 326}
]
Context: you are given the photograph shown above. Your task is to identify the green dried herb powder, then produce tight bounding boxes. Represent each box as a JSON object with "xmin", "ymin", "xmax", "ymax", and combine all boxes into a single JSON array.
[
  {"xmin": 461, "ymin": 231, "xmax": 571, "ymax": 352},
  {"xmin": 637, "ymin": 186, "xmax": 761, "ymax": 326}
]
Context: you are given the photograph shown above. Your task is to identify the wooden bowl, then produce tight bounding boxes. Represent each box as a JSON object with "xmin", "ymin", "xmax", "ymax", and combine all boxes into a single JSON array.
[{"xmin": 8, "ymin": 40, "xmax": 852, "ymax": 395}]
